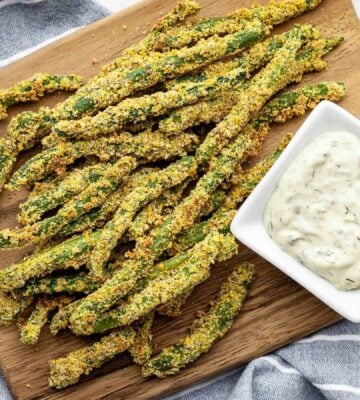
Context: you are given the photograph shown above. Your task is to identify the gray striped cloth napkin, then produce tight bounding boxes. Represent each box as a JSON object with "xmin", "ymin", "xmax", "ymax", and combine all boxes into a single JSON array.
[
  {"xmin": 0, "ymin": 0, "xmax": 109, "ymax": 65},
  {"xmin": 0, "ymin": 2, "xmax": 360, "ymax": 400}
]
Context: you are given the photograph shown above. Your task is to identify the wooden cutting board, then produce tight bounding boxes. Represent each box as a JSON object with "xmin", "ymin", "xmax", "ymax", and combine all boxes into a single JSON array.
[{"xmin": 0, "ymin": 0, "xmax": 359, "ymax": 399}]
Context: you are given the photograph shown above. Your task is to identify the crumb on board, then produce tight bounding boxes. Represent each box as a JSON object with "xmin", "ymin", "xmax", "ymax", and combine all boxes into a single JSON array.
[
  {"xmin": 122, "ymin": 24, "xmax": 127, "ymax": 30},
  {"xmin": 92, "ymin": 58, "xmax": 98, "ymax": 65},
  {"xmin": 195, "ymin": 310, "xmax": 205, "ymax": 319}
]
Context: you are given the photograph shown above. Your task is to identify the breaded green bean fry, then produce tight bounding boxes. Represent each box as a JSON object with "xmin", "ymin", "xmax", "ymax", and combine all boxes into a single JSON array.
[
  {"xmin": 257, "ymin": 80, "xmax": 346, "ymax": 125},
  {"xmin": 164, "ymin": 30, "xmax": 289, "ymax": 90},
  {"xmin": 25, "ymin": 157, "xmax": 135, "ymax": 243},
  {"xmin": 0, "ymin": 73, "xmax": 83, "ymax": 120},
  {"xmin": 49, "ymin": 327, "xmax": 135, "ymax": 389},
  {"xmin": 8, "ymin": 130, "xmax": 198, "ymax": 189},
  {"xmin": 55, "ymin": 58, "xmax": 261, "ymax": 140},
  {"xmin": 20, "ymin": 273, "xmax": 100, "ymax": 297},
  {"xmin": 0, "ymin": 0, "xmax": 199, "ymax": 190},
  {"xmin": 70, "ymin": 110, "xmax": 259, "ymax": 324},
  {"xmin": 64, "ymin": 29, "xmax": 336, "ymax": 141},
  {"xmin": 0, "ymin": 158, "xmax": 136, "ymax": 249},
  {"xmin": 162, "ymin": 35, "xmax": 343, "ymax": 135},
  {"xmin": 100, "ymin": 0, "xmax": 201, "ymax": 75},
  {"xmin": 128, "ymin": 183, "xmax": 188, "ymax": 240},
  {"xmin": 0, "ymin": 231, "xmax": 100, "ymax": 292},
  {"xmin": 0, "ymin": 291, "xmax": 33, "ymax": 326},
  {"xmin": 196, "ymin": 24, "xmax": 319, "ymax": 165},
  {"xmin": 0, "ymin": 74, "xmax": 83, "ymax": 192},
  {"xmin": 50, "ymin": 236, "xmax": 230, "ymax": 334},
  {"xmin": 153, "ymin": 0, "xmax": 322, "ymax": 50},
  {"xmin": 150, "ymin": 131, "xmax": 253, "ymax": 259},
  {"xmin": 0, "ymin": 1, "xmax": 200, "ymax": 191},
  {"xmin": 142, "ymin": 263, "xmax": 255, "ymax": 377},
  {"xmin": 0, "ymin": 16, "xmax": 262, "ymax": 193},
  {"xmin": 71, "ymin": 232, "xmax": 237, "ymax": 335},
  {"xmin": 50, "ymin": 299, "xmax": 82, "ymax": 335},
  {"xmin": 129, "ymin": 312, "xmax": 154, "ymax": 365},
  {"xmin": 157, "ymin": 289, "xmax": 192, "ymax": 317},
  {"xmin": 50, "ymin": 249, "xmax": 191, "ymax": 334},
  {"xmin": 18, "ymin": 163, "xmax": 109, "ymax": 225},
  {"xmin": 19, "ymin": 295, "xmax": 73, "ymax": 345},
  {"xmin": 89, "ymin": 156, "xmax": 197, "ymax": 279},
  {"xmin": 48, "ymin": 19, "xmax": 264, "ymax": 122},
  {"xmin": 173, "ymin": 134, "xmax": 305, "ymax": 256},
  {"xmin": 154, "ymin": 79, "xmax": 347, "ymax": 316},
  {"xmin": 57, "ymin": 168, "xmax": 157, "ymax": 238},
  {"xmin": 69, "ymin": 128, "xmax": 254, "ymax": 331}
]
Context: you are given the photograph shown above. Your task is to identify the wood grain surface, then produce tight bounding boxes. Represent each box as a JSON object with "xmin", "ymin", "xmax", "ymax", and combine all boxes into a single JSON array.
[{"xmin": 0, "ymin": 0, "xmax": 359, "ymax": 399}]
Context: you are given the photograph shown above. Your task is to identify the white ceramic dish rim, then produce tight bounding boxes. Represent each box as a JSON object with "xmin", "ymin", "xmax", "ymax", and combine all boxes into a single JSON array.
[{"xmin": 230, "ymin": 100, "xmax": 360, "ymax": 322}]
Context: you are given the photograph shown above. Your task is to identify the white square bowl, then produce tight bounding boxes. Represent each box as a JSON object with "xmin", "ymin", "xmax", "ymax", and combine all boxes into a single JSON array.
[{"xmin": 230, "ymin": 100, "xmax": 360, "ymax": 322}]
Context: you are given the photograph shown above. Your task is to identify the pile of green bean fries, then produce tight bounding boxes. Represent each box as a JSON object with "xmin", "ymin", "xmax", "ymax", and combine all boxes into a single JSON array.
[{"xmin": 0, "ymin": 0, "xmax": 347, "ymax": 389}]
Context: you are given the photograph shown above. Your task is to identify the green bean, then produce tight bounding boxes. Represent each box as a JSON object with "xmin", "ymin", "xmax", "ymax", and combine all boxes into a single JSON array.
[
  {"xmin": 0, "ymin": 158, "xmax": 136, "ymax": 249},
  {"xmin": 0, "ymin": 17, "xmax": 262, "ymax": 194},
  {"xmin": 69, "ymin": 125, "xmax": 254, "ymax": 331},
  {"xmin": 153, "ymin": 0, "xmax": 322, "ymax": 50},
  {"xmin": 49, "ymin": 244, "xmax": 208, "ymax": 334},
  {"xmin": 18, "ymin": 163, "xmax": 109, "ymax": 225},
  {"xmin": 20, "ymin": 273, "xmax": 100, "ymax": 297},
  {"xmin": 19, "ymin": 295, "xmax": 73, "ymax": 345},
  {"xmin": 50, "ymin": 299, "xmax": 83, "ymax": 335},
  {"xmin": 100, "ymin": 0, "xmax": 201, "ymax": 75},
  {"xmin": 156, "ymin": 133, "xmax": 301, "ymax": 317},
  {"xmin": 0, "ymin": 231, "xmax": 100, "ymax": 292},
  {"xmin": 54, "ymin": 60, "xmax": 260, "ymax": 140},
  {"xmin": 66, "ymin": 31, "xmax": 335, "ymax": 142},
  {"xmin": 71, "ymin": 232, "xmax": 237, "ymax": 335},
  {"xmin": 27, "ymin": 158, "xmax": 135, "ymax": 241},
  {"xmin": 59, "ymin": 176, "xmax": 185, "ymax": 242},
  {"xmin": 0, "ymin": 74, "xmax": 83, "ymax": 192},
  {"xmin": 0, "ymin": 73, "xmax": 83, "ymax": 120},
  {"xmin": 49, "ymin": 19, "xmax": 264, "ymax": 123},
  {"xmin": 57, "ymin": 168, "xmax": 157, "ymax": 238},
  {"xmin": 0, "ymin": 110, "xmax": 44, "ymax": 191},
  {"xmin": 196, "ymin": 24, "xmax": 319, "ymax": 165},
  {"xmin": 142, "ymin": 262, "xmax": 255, "ymax": 377},
  {"xmin": 255, "ymin": 80, "xmax": 346, "ymax": 125},
  {"xmin": 150, "ymin": 130, "xmax": 254, "ymax": 258},
  {"xmin": 128, "ymin": 182, "xmax": 188, "ymax": 240},
  {"xmin": 30, "ymin": 17, "xmax": 263, "ymax": 154},
  {"xmin": 89, "ymin": 156, "xmax": 197, "ymax": 280},
  {"xmin": 48, "ymin": 327, "xmax": 135, "ymax": 389},
  {"xmin": 8, "ymin": 130, "xmax": 198, "ymax": 190},
  {"xmin": 151, "ymin": 0, "xmax": 200, "ymax": 31},
  {"xmin": 156, "ymin": 289, "xmax": 192, "ymax": 317},
  {"xmin": 164, "ymin": 30, "xmax": 289, "ymax": 90},
  {"xmin": 199, "ymin": 189, "xmax": 226, "ymax": 217},
  {"xmin": 0, "ymin": 0, "xmax": 198, "ymax": 179},
  {"xmin": 0, "ymin": 1, "xmax": 200, "ymax": 191},
  {"xmin": 69, "ymin": 117, "xmax": 256, "ymax": 328},
  {"xmin": 28, "ymin": 174, "xmax": 63, "ymax": 198},
  {"xmin": 0, "ymin": 291, "xmax": 33, "ymax": 326},
  {"xmin": 129, "ymin": 312, "xmax": 154, "ymax": 365},
  {"xmin": 163, "ymin": 35, "xmax": 343, "ymax": 134}
]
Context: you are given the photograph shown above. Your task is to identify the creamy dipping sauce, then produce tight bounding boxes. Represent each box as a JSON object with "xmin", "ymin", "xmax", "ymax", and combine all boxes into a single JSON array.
[{"xmin": 265, "ymin": 131, "xmax": 360, "ymax": 290}]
